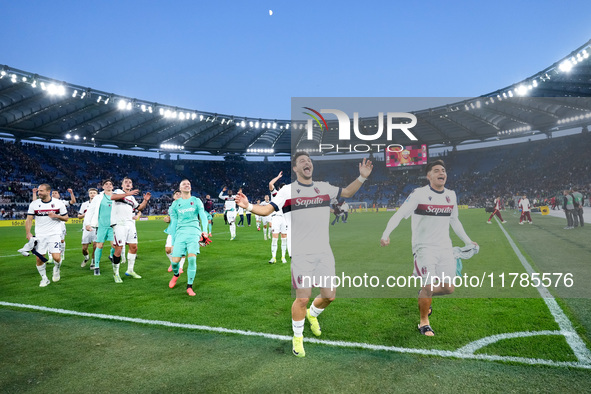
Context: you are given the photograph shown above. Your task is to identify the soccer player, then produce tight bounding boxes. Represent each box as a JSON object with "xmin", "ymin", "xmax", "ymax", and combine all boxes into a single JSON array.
[
  {"xmin": 235, "ymin": 152, "xmax": 373, "ymax": 357},
  {"xmin": 25, "ymin": 184, "xmax": 69, "ymax": 286},
  {"xmin": 110, "ymin": 177, "xmax": 151, "ymax": 283},
  {"xmin": 203, "ymin": 194, "xmax": 215, "ymax": 237},
  {"xmin": 33, "ymin": 187, "xmax": 76, "ymax": 263},
  {"xmin": 219, "ymin": 187, "xmax": 237, "ymax": 240},
  {"xmin": 268, "ymin": 173, "xmax": 288, "ymax": 264},
  {"xmin": 168, "ymin": 179, "xmax": 210, "ymax": 296},
  {"xmin": 380, "ymin": 160, "xmax": 478, "ymax": 337},
  {"xmin": 86, "ymin": 179, "xmax": 117, "ymax": 275},
  {"xmin": 487, "ymin": 196, "xmax": 506, "ymax": 224},
  {"xmin": 78, "ymin": 188, "xmax": 98, "ymax": 267},
  {"xmin": 254, "ymin": 199, "xmax": 262, "ymax": 231},
  {"xmin": 165, "ymin": 190, "xmax": 185, "ymax": 273},
  {"xmin": 260, "ymin": 195, "xmax": 272, "ymax": 240},
  {"xmin": 518, "ymin": 194, "xmax": 532, "ymax": 224}
]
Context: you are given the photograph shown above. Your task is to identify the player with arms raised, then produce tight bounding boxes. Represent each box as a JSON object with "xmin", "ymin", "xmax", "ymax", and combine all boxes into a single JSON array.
[
  {"xmin": 235, "ymin": 152, "xmax": 373, "ymax": 357},
  {"xmin": 380, "ymin": 160, "xmax": 478, "ymax": 336}
]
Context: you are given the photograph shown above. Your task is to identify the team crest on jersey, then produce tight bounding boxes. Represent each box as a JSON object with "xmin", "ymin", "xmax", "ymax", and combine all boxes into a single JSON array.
[
  {"xmin": 297, "ymin": 275, "xmax": 302, "ymax": 285},
  {"xmin": 428, "ymin": 196, "xmax": 432, "ymax": 201},
  {"xmin": 297, "ymin": 189, "xmax": 301, "ymax": 194},
  {"xmin": 421, "ymin": 266, "xmax": 427, "ymax": 275},
  {"xmin": 314, "ymin": 187, "xmax": 320, "ymax": 194},
  {"xmin": 51, "ymin": 204, "xmax": 54, "ymax": 208},
  {"xmin": 446, "ymin": 196, "xmax": 451, "ymax": 203},
  {"xmin": 191, "ymin": 201, "xmax": 194, "ymax": 205}
]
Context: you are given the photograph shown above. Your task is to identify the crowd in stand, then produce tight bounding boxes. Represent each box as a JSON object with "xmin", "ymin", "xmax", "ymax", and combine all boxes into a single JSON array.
[{"xmin": 1, "ymin": 131, "xmax": 590, "ymax": 218}]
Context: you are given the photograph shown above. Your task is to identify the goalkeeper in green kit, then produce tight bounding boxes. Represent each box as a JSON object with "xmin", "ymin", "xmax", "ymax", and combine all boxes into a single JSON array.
[{"xmin": 168, "ymin": 179, "xmax": 211, "ymax": 296}]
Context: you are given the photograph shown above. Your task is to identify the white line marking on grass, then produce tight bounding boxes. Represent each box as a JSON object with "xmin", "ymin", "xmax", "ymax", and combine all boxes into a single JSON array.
[
  {"xmin": 457, "ymin": 330, "xmax": 562, "ymax": 354},
  {"xmin": 1, "ymin": 301, "xmax": 590, "ymax": 370},
  {"xmin": 494, "ymin": 218, "xmax": 591, "ymax": 364}
]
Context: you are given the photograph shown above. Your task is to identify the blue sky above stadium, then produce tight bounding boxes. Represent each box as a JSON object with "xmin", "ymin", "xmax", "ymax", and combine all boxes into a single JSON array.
[{"xmin": 3, "ymin": 1, "xmax": 591, "ymax": 120}]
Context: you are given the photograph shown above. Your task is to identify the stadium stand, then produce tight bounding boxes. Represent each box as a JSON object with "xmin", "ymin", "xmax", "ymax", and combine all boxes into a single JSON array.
[{"xmin": 1, "ymin": 131, "xmax": 590, "ymax": 219}]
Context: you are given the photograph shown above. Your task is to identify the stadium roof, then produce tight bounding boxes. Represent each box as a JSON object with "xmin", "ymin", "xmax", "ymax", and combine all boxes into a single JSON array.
[{"xmin": 1, "ymin": 39, "xmax": 591, "ymax": 156}]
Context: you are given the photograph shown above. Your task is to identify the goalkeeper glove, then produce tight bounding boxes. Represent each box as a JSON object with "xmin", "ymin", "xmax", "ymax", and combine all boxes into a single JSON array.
[{"xmin": 199, "ymin": 233, "xmax": 212, "ymax": 246}]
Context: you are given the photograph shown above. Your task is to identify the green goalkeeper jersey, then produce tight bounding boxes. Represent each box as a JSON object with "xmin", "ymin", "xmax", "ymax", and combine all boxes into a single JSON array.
[{"xmin": 169, "ymin": 196, "xmax": 208, "ymax": 242}]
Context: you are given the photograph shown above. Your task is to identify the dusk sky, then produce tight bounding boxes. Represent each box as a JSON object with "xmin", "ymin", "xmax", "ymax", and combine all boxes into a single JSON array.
[{"xmin": 3, "ymin": 1, "xmax": 591, "ymax": 120}]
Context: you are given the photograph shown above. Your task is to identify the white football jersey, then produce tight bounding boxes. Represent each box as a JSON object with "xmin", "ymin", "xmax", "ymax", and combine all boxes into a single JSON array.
[
  {"xmin": 27, "ymin": 198, "xmax": 68, "ymax": 237},
  {"xmin": 518, "ymin": 198, "xmax": 531, "ymax": 212},
  {"xmin": 79, "ymin": 200, "xmax": 91, "ymax": 228},
  {"xmin": 219, "ymin": 191, "xmax": 236, "ymax": 211},
  {"xmin": 110, "ymin": 189, "xmax": 139, "ymax": 226},
  {"xmin": 382, "ymin": 185, "xmax": 472, "ymax": 252},
  {"xmin": 270, "ymin": 181, "xmax": 340, "ymax": 255}
]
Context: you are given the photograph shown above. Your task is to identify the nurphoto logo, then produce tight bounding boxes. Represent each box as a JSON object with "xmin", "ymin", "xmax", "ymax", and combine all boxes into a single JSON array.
[{"xmin": 302, "ymin": 107, "xmax": 419, "ymax": 153}]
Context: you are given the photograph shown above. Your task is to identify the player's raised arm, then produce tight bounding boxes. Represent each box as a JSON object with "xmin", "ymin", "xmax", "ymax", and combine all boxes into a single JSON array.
[
  {"xmin": 235, "ymin": 192, "xmax": 275, "ymax": 217},
  {"xmin": 67, "ymin": 188, "xmax": 76, "ymax": 205},
  {"xmin": 341, "ymin": 158, "xmax": 373, "ymax": 198},
  {"xmin": 137, "ymin": 192, "xmax": 151, "ymax": 211},
  {"xmin": 269, "ymin": 171, "xmax": 283, "ymax": 191}
]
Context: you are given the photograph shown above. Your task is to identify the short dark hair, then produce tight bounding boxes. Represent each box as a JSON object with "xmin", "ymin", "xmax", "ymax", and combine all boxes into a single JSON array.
[
  {"xmin": 173, "ymin": 189, "xmax": 181, "ymax": 194},
  {"xmin": 88, "ymin": 188, "xmax": 98, "ymax": 193},
  {"xmin": 425, "ymin": 160, "xmax": 445, "ymax": 175},
  {"xmin": 102, "ymin": 179, "xmax": 113, "ymax": 186},
  {"xmin": 292, "ymin": 151, "xmax": 310, "ymax": 167},
  {"xmin": 39, "ymin": 183, "xmax": 51, "ymax": 191}
]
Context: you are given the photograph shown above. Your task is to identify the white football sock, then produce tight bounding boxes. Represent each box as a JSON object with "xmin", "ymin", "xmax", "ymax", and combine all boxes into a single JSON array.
[{"xmin": 292, "ymin": 319, "xmax": 305, "ymax": 337}]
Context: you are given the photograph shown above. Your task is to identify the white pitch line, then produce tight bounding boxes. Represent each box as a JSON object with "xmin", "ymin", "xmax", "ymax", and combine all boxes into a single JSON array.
[
  {"xmin": 495, "ymin": 218, "xmax": 591, "ymax": 364},
  {"xmin": 457, "ymin": 330, "xmax": 562, "ymax": 354},
  {"xmin": 1, "ymin": 301, "xmax": 590, "ymax": 370}
]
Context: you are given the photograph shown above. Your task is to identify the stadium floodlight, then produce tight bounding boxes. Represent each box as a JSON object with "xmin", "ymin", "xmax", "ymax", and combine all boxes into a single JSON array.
[
  {"xmin": 31, "ymin": 79, "xmax": 37, "ymax": 88},
  {"xmin": 72, "ymin": 90, "xmax": 78, "ymax": 98},
  {"xmin": 10, "ymin": 74, "xmax": 17, "ymax": 83},
  {"xmin": 81, "ymin": 91, "xmax": 86, "ymax": 99},
  {"xmin": 200, "ymin": 114, "xmax": 204, "ymax": 121},
  {"xmin": 272, "ymin": 122, "xmax": 277, "ymax": 129},
  {"xmin": 559, "ymin": 60, "xmax": 573, "ymax": 72},
  {"xmin": 508, "ymin": 90, "xmax": 514, "ymax": 98},
  {"xmin": 104, "ymin": 97, "xmax": 110, "ymax": 104},
  {"xmin": 141, "ymin": 104, "xmax": 146, "ymax": 112},
  {"xmin": 21, "ymin": 76, "xmax": 27, "ymax": 82},
  {"xmin": 255, "ymin": 121, "xmax": 260, "ymax": 128},
  {"xmin": 286, "ymin": 123, "xmax": 290, "ymax": 129},
  {"xmin": 0, "ymin": 70, "xmax": 5, "ymax": 77},
  {"xmin": 532, "ymin": 79, "xmax": 538, "ymax": 87},
  {"xmin": 126, "ymin": 102, "xmax": 132, "ymax": 110},
  {"xmin": 583, "ymin": 50, "xmax": 589, "ymax": 59},
  {"xmin": 516, "ymin": 85, "xmax": 528, "ymax": 96},
  {"xmin": 118, "ymin": 99, "xmax": 127, "ymax": 110},
  {"xmin": 66, "ymin": 133, "xmax": 71, "ymax": 139},
  {"xmin": 159, "ymin": 108, "xmax": 164, "ymax": 115},
  {"xmin": 97, "ymin": 96, "xmax": 102, "ymax": 103},
  {"xmin": 191, "ymin": 113, "xmax": 196, "ymax": 120},
  {"xmin": 241, "ymin": 120, "xmax": 246, "ymax": 127},
  {"xmin": 74, "ymin": 135, "xmax": 79, "ymax": 140}
]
